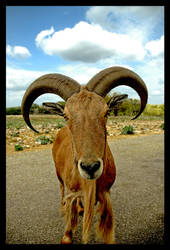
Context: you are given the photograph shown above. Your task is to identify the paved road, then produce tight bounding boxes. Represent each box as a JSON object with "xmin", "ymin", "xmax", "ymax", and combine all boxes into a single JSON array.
[{"xmin": 6, "ymin": 134, "xmax": 164, "ymax": 244}]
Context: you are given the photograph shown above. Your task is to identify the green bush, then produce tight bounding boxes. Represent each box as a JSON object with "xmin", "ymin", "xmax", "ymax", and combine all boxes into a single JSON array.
[
  {"xmin": 121, "ymin": 125, "xmax": 134, "ymax": 135},
  {"xmin": 106, "ymin": 130, "xmax": 109, "ymax": 136},
  {"xmin": 15, "ymin": 144, "xmax": 23, "ymax": 151},
  {"xmin": 119, "ymin": 99, "xmax": 140, "ymax": 117},
  {"xmin": 142, "ymin": 104, "xmax": 164, "ymax": 117},
  {"xmin": 57, "ymin": 122, "xmax": 65, "ymax": 129},
  {"xmin": 11, "ymin": 132, "xmax": 20, "ymax": 137},
  {"xmin": 6, "ymin": 106, "xmax": 21, "ymax": 115},
  {"xmin": 35, "ymin": 136, "xmax": 53, "ymax": 145},
  {"xmin": 160, "ymin": 123, "xmax": 164, "ymax": 130}
]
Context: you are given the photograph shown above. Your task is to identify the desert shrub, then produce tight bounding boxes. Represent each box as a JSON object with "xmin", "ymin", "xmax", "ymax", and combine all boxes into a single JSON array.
[
  {"xmin": 57, "ymin": 122, "xmax": 65, "ymax": 129},
  {"xmin": 160, "ymin": 123, "xmax": 164, "ymax": 130},
  {"xmin": 15, "ymin": 144, "xmax": 23, "ymax": 151},
  {"xmin": 11, "ymin": 132, "xmax": 20, "ymax": 137},
  {"xmin": 121, "ymin": 125, "xmax": 134, "ymax": 135},
  {"xmin": 35, "ymin": 136, "xmax": 53, "ymax": 145},
  {"xmin": 118, "ymin": 99, "xmax": 140, "ymax": 117}
]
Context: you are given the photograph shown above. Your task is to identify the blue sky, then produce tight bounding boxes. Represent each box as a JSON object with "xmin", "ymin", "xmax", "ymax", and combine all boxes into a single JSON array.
[{"xmin": 6, "ymin": 6, "xmax": 164, "ymax": 107}]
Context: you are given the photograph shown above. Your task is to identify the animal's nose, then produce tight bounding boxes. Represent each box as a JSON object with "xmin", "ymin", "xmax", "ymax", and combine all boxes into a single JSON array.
[{"xmin": 80, "ymin": 161, "xmax": 101, "ymax": 178}]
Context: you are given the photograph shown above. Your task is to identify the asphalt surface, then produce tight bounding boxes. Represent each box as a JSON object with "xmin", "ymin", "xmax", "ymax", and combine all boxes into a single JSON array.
[{"xmin": 6, "ymin": 134, "xmax": 164, "ymax": 244}]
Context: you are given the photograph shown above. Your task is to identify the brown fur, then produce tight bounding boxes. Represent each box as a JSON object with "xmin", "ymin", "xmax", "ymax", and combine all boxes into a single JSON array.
[
  {"xmin": 96, "ymin": 191, "xmax": 115, "ymax": 243},
  {"xmin": 52, "ymin": 89, "xmax": 116, "ymax": 244}
]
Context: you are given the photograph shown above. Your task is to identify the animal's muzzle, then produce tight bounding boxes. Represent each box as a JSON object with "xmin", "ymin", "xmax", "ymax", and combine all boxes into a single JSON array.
[
  {"xmin": 80, "ymin": 161, "xmax": 100, "ymax": 176},
  {"xmin": 78, "ymin": 159, "xmax": 103, "ymax": 180}
]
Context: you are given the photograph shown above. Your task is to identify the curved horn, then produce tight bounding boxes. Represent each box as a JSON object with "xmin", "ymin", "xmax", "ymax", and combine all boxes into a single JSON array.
[
  {"xmin": 21, "ymin": 73, "xmax": 80, "ymax": 133},
  {"xmin": 86, "ymin": 66, "xmax": 148, "ymax": 119}
]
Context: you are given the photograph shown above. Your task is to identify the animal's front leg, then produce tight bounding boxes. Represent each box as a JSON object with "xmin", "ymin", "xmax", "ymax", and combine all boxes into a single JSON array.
[
  {"xmin": 82, "ymin": 180, "xmax": 96, "ymax": 244},
  {"xmin": 96, "ymin": 191, "xmax": 115, "ymax": 244},
  {"xmin": 61, "ymin": 197, "xmax": 83, "ymax": 244},
  {"xmin": 61, "ymin": 195, "xmax": 79, "ymax": 244},
  {"xmin": 56, "ymin": 172, "xmax": 65, "ymax": 205}
]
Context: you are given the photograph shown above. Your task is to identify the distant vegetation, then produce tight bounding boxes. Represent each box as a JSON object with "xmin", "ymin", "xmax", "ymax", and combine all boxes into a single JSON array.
[
  {"xmin": 6, "ymin": 94, "xmax": 164, "ymax": 117},
  {"xmin": 6, "ymin": 106, "xmax": 22, "ymax": 115},
  {"xmin": 142, "ymin": 104, "xmax": 164, "ymax": 117},
  {"xmin": 6, "ymin": 102, "xmax": 65, "ymax": 116}
]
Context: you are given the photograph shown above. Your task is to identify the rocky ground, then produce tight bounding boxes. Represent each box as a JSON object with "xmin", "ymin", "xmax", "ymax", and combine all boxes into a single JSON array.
[
  {"xmin": 6, "ymin": 115, "xmax": 164, "ymax": 155},
  {"xmin": 107, "ymin": 118, "xmax": 164, "ymax": 138}
]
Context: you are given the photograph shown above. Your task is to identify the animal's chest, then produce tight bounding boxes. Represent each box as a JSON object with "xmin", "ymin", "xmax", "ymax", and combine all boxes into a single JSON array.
[{"xmin": 64, "ymin": 165, "xmax": 83, "ymax": 192}]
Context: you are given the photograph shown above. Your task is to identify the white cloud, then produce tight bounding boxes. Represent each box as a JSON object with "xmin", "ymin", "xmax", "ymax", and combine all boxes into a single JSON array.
[
  {"xmin": 57, "ymin": 63, "xmax": 133, "ymax": 85},
  {"xmin": 6, "ymin": 53, "xmax": 164, "ymax": 107},
  {"xmin": 57, "ymin": 64, "xmax": 100, "ymax": 84},
  {"xmin": 35, "ymin": 26, "xmax": 54, "ymax": 45},
  {"xmin": 145, "ymin": 35, "xmax": 164, "ymax": 57},
  {"xmin": 151, "ymin": 89, "xmax": 163, "ymax": 96},
  {"xmin": 6, "ymin": 63, "xmax": 134, "ymax": 107},
  {"xmin": 58, "ymin": 61, "xmax": 164, "ymax": 104},
  {"xmin": 6, "ymin": 66, "xmax": 67, "ymax": 107},
  {"xmin": 35, "ymin": 21, "xmax": 146, "ymax": 63},
  {"xmin": 6, "ymin": 6, "xmax": 164, "ymax": 106},
  {"xmin": 6, "ymin": 45, "xmax": 31, "ymax": 59},
  {"xmin": 86, "ymin": 6, "xmax": 164, "ymax": 42},
  {"xmin": 134, "ymin": 53, "xmax": 164, "ymax": 104},
  {"xmin": 6, "ymin": 66, "xmax": 44, "ymax": 91}
]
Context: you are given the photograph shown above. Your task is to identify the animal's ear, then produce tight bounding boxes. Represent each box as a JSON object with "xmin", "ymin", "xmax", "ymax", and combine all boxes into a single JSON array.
[
  {"xmin": 42, "ymin": 102, "xmax": 64, "ymax": 116},
  {"xmin": 107, "ymin": 94, "xmax": 128, "ymax": 111}
]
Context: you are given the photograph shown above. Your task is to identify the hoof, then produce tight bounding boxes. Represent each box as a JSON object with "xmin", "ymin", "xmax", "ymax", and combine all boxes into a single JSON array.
[
  {"xmin": 61, "ymin": 231, "xmax": 72, "ymax": 244},
  {"xmin": 61, "ymin": 235, "xmax": 72, "ymax": 244}
]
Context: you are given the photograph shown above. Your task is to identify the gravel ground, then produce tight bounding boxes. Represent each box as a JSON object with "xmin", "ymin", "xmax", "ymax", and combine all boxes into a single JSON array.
[{"xmin": 6, "ymin": 134, "xmax": 164, "ymax": 244}]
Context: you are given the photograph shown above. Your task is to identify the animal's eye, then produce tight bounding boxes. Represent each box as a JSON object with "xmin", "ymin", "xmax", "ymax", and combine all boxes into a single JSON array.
[{"xmin": 63, "ymin": 113, "xmax": 69, "ymax": 121}]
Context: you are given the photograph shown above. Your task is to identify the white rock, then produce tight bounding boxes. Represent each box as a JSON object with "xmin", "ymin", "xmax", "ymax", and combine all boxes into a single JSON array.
[{"xmin": 35, "ymin": 141, "xmax": 41, "ymax": 145}]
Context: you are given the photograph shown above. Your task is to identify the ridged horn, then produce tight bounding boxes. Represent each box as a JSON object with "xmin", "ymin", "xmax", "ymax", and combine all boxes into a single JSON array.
[
  {"xmin": 21, "ymin": 73, "xmax": 81, "ymax": 133},
  {"xmin": 86, "ymin": 66, "xmax": 148, "ymax": 119}
]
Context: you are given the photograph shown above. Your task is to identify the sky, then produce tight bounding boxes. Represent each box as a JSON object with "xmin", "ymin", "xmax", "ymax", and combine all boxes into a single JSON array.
[{"xmin": 6, "ymin": 6, "xmax": 164, "ymax": 107}]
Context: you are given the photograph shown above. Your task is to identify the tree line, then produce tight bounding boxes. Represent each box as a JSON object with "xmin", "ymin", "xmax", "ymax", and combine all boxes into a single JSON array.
[{"xmin": 6, "ymin": 93, "xmax": 164, "ymax": 117}]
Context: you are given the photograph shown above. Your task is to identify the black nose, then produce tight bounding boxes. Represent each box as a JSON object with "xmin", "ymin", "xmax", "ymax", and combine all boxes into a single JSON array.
[{"xmin": 80, "ymin": 161, "xmax": 101, "ymax": 177}]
